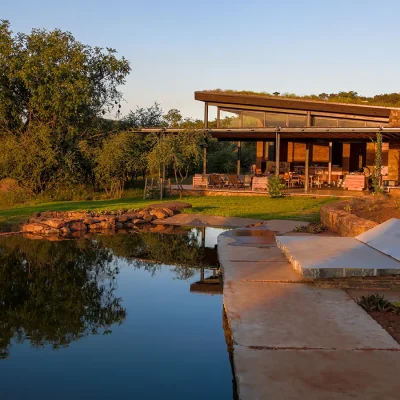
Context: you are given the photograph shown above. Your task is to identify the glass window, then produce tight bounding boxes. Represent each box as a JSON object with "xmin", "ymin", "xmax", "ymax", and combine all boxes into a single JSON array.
[
  {"xmin": 313, "ymin": 117, "xmax": 338, "ymax": 127},
  {"xmin": 288, "ymin": 114, "xmax": 307, "ymax": 127},
  {"xmin": 337, "ymin": 119, "xmax": 366, "ymax": 128},
  {"xmin": 219, "ymin": 109, "xmax": 241, "ymax": 128},
  {"xmin": 242, "ymin": 111, "xmax": 264, "ymax": 128},
  {"xmin": 265, "ymin": 112, "xmax": 287, "ymax": 127}
]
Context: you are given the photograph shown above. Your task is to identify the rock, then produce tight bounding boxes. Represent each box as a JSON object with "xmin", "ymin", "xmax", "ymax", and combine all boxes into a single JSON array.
[
  {"xmin": 43, "ymin": 228, "xmax": 61, "ymax": 235},
  {"xmin": 68, "ymin": 212, "xmax": 87, "ymax": 219},
  {"xmin": 60, "ymin": 227, "xmax": 71, "ymax": 235},
  {"xmin": 41, "ymin": 219, "xmax": 66, "ymax": 229},
  {"xmin": 115, "ymin": 222, "xmax": 123, "ymax": 229},
  {"xmin": 123, "ymin": 222, "xmax": 134, "ymax": 228},
  {"xmin": 88, "ymin": 223, "xmax": 102, "ymax": 230},
  {"xmin": 22, "ymin": 223, "xmax": 46, "ymax": 233},
  {"xmin": 163, "ymin": 208, "xmax": 174, "ymax": 217},
  {"xmin": 117, "ymin": 215, "xmax": 128, "ymax": 223},
  {"xmin": 69, "ymin": 222, "xmax": 88, "ymax": 233},
  {"xmin": 83, "ymin": 218, "xmax": 100, "ymax": 225},
  {"xmin": 143, "ymin": 214, "xmax": 154, "ymax": 223},
  {"xmin": 150, "ymin": 209, "xmax": 168, "ymax": 219},
  {"xmin": 124, "ymin": 213, "xmax": 138, "ymax": 220},
  {"xmin": 133, "ymin": 219, "xmax": 146, "ymax": 225},
  {"xmin": 151, "ymin": 224, "xmax": 166, "ymax": 232}
]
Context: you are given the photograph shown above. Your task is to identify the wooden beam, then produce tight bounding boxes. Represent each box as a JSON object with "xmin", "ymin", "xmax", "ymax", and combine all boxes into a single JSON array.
[
  {"xmin": 305, "ymin": 142, "xmax": 310, "ymax": 192},
  {"xmin": 237, "ymin": 141, "xmax": 241, "ymax": 175},
  {"xmin": 328, "ymin": 142, "xmax": 332, "ymax": 185},
  {"xmin": 275, "ymin": 130, "xmax": 280, "ymax": 177}
]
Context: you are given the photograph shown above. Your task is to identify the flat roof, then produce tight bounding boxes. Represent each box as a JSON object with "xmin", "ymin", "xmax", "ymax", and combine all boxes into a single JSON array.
[{"xmin": 195, "ymin": 91, "xmax": 397, "ymax": 119}]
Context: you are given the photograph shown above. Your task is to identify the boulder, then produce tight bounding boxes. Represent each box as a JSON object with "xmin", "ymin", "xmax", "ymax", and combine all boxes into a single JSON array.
[
  {"xmin": 83, "ymin": 218, "xmax": 100, "ymax": 225},
  {"xmin": 115, "ymin": 222, "xmax": 123, "ymax": 229},
  {"xmin": 133, "ymin": 219, "xmax": 146, "ymax": 225},
  {"xmin": 22, "ymin": 223, "xmax": 46, "ymax": 233},
  {"xmin": 150, "ymin": 209, "xmax": 168, "ymax": 220},
  {"xmin": 143, "ymin": 214, "xmax": 154, "ymax": 223},
  {"xmin": 41, "ymin": 219, "xmax": 66, "ymax": 229},
  {"xmin": 123, "ymin": 222, "xmax": 134, "ymax": 228},
  {"xmin": 163, "ymin": 208, "xmax": 174, "ymax": 217},
  {"xmin": 124, "ymin": 213, "xmax": 138, "ymax": 220},
  {"xmin": 117, "ymin": 215, "xmax": 129, "ymax": 223},
  {"xmin": 69, "ymin": 222, "xmax": 88, "ymax": 233},
  {"xmin": 60, "ymin": 227, "xmax": 71, "ymax": 235}
]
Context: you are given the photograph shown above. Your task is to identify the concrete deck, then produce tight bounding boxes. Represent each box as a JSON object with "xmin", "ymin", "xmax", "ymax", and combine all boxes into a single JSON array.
[
  {"xmin": 276, "ymin": 236, "xmax": 400, "ymax": 278},
  {"xmin": 356, "ymin": 218, "xmax": 400, "ymax": 262},
  {"xmin": 173, "ymin": 184, "xmax": 371, "ymax": 198},
  {"xmin": 218, "ymin": 223, "xmax": 400, "ymax": 400}
]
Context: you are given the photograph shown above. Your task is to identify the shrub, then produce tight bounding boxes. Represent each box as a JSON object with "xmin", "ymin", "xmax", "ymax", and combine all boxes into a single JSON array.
[{"xmin": 267, "ymin": 176, "xmax": 285, "ymax": 198}]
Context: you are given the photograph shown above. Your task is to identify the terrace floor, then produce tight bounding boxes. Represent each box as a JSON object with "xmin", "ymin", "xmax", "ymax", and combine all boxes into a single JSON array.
[{"xmin": 172, "ymin": 185, "xmax": 372, "ymax": 198}]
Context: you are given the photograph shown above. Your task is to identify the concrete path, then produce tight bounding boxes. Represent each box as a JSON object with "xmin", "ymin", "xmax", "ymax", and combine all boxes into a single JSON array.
[
  {"xmin": 218, "ymin": 223, "xmax": 400, "ymax": 400},
  {"xmin": 154, "ymin": 213, "xmax": 265, "ymax": 228}
]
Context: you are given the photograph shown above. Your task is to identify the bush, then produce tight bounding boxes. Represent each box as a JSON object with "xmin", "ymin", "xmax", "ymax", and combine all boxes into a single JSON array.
[{"xmin": 268, "ymin": 176, "xmax": 285, "ymax": 198}]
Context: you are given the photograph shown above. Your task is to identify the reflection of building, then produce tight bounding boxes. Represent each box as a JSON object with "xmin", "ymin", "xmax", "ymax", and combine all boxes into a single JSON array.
[{"xmin": 189, "ymin": 267, "xmax": 223, "ymax": 295}]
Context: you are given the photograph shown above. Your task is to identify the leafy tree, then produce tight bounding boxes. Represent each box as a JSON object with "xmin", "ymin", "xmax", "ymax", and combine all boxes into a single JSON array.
[
  {"xmin": 148, "ymin": 130, "xmax": 208, "ymax": 197},
  {"xmin": 0, "ymin": 21, "xmax": 130, "ymax": 193}
]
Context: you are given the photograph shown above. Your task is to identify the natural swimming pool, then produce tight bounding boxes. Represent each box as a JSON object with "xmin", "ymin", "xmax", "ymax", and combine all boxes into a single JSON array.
[{"xmin": 0, "ymin": 227, "xmax": 234, "ymax": 399}]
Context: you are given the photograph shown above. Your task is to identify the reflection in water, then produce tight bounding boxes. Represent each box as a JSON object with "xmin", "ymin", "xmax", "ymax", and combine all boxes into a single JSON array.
[
  {"xmin": 0, "ymin": 236, "xmax": 126, "ymax": 359},
  {"xmin": 0, "ymin": 229, "xmax": 233, "ymax": 399}
]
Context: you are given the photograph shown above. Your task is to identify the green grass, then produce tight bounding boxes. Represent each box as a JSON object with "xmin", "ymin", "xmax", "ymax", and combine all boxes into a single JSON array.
[{"xmin": 0, "ymin": 194, "xmax": 338, "ymax": 231}]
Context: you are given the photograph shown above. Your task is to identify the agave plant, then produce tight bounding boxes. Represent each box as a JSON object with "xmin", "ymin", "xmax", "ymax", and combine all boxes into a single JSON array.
[{"xmin": 357, "ymin": 294, "xmax": 392, "ymax": 312}]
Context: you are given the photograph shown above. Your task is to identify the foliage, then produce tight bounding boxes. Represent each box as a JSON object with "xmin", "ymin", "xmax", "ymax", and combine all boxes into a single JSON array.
[
  {"xmin": 267, "ymin": 176, "xmax": 285, "ymax": 198},
  {"xmin": 357, "ymin": 294, "xmax": 392, "ymax": 312},
  {"xmin": 294, "ymin": 220, "xmax": 326, "ymax": 234},
  {"xmin": 371, "ymin": 132, "xmax": 384, "ymax": 194},
  {"xmin": 0, "ymin": 235, "xmax": 126, "ymax": 359},
  {"xmin": 0, "ymin": 20, "xmax": 130, "ymax": 193},
  {"xmin": 148, "ymin": 130, "xmax": 208, "ymax": 197}
]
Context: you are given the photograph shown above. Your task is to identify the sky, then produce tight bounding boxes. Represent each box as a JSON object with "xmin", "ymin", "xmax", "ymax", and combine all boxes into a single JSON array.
[{"xmin": 2, "ymin": 0, "xmax": 400, "ymax": 119}]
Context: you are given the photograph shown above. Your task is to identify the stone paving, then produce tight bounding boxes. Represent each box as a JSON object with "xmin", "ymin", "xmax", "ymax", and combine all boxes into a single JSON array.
[{"xmin": 218, "ymin": 223, "xmax": 400, "ymax": 400}]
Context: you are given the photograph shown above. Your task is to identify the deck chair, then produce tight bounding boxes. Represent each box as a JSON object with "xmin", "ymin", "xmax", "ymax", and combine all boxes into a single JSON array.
[
  {"xmin": 227, "ymin": 175, "xmax": 244, "ymax": 189},
  {"xmin": 209, "ymin": 174, "xmax": 225, "ymax": 188}
]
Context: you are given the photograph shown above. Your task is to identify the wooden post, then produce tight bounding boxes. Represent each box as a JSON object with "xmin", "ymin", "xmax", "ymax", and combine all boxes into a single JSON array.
[
  {"xmin": 143, "ymin": 177, "xmax": 148, "ymax": 200},
  {"xmin": 305, "ymin": 142, "xmax": 310, "ymax": 192},
  {"xmin": 328, "ymin": 141, "xmax": 332, "ymax": 185},
  {"xmin": 203, "ymin": 103, "xmax": 208, "ymax": 175},
  {"xmin": 237, "ymin": 141, "xmax": 241, "ymax": 175},
  {"xmin": 275, "ymin": 129, "xmax": 280, "ymax": 177}
]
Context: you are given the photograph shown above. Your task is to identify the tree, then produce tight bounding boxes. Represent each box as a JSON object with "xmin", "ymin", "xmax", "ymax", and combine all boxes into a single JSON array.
[
  {"xmin": 148, "ymin": 130, "xmax": 208, "ymax": 198},
  {"xmin": 0, "ymin": 21, "xmax": 130, "ymax": 192}
]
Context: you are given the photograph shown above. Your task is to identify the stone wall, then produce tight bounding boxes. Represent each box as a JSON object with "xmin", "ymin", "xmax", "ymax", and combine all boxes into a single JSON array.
[
  {"xmin": 21, "ymin": 205, "xmax": 185, "ymax": 237},
  {"xmin": 320, "ymin": 201, "xmax": 378, "ymax": 237}
]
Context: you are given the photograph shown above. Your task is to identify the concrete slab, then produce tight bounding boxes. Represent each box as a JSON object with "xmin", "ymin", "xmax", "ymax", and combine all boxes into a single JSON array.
[
  {"xmin": 356, "ymin": 218, "xmax": 400, "ymax": 262},
  {"xmin": 222, "ymin": 259, "xmax": 305, "ymax": 283},
  {"xmin": 233, "ymin": 346, "xmax": 400, "ymax": 400},
  {"xmin": 277, "ymin": 236, "xmax": 400, "ymax": 278},
  {"xmin": 224, "ymin": 282, "xmax": 399, "ymax": 349},
  {"xmin": 262, "ymin": 219, "xmax": 309, "ymax": 234},
  {"xmin": 153, "ymin": 213, "xmax": 264, "ymax": 228}
]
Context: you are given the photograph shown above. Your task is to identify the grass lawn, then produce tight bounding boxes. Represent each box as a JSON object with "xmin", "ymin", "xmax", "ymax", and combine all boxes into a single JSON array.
[{"xmin": 0, "ymin": 194, "xmax": 338, "ymax": 231}]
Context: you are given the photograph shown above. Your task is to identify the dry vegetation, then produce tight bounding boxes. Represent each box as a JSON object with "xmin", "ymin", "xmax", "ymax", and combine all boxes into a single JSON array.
[{"xmin": 346, "ymin": 194, "xmax": 400, "ymax": 223}]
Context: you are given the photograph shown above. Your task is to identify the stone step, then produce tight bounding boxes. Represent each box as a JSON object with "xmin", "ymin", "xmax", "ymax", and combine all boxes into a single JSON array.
[{"xmin": 276, "ymin": 236, "xmax": 400, "ymax": 278}]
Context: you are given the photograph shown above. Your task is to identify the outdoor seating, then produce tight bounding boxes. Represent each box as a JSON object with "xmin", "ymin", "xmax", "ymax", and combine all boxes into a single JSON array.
[
  {"xmin": 252, "ymin": 176, "xmax": 269, "ymax": 192},
  {"xmin": 192, "ymin": 174, "xmax": 208, "ymax": 188},
  {"xmin": 227, "ymin": 175, "xmax": 245, "ymax": 189},
  {"xmin": 209, "ymin": 174, "xmax": 226, "ymax": 188}
]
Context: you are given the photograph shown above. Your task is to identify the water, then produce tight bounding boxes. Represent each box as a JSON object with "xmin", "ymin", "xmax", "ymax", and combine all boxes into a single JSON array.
[{"xmin": 0, "ymin": 227, "xmax": 234, "ymax": 399}]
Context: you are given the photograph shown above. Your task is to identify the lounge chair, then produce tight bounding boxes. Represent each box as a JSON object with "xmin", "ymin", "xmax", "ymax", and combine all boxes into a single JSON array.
[
  {"xmin": 209, "ymin": 174, "xmax": 226, "ymax": 188},
  {"xmin": 227, "ymin": 175, "xmax": 245, "ymax": 189}
]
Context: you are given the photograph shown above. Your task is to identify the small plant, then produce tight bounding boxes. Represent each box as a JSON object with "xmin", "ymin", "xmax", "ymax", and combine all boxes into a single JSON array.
[
  {"xmin": 391, "ymin": 302, "xmax": 400, "ymax": 314},
  {"xmin": 344, "ymin": 204, "xmax": 352, "ymax": 213},
  {"xmin": 267, "ymin": 176, "xmax": 285, "ymax": 198},
  {"xmin": 371, "ymin": 132, "xmax": 385, "ymax": 194},
  {"xmin": 357, "ymin": 294, "xmax": 392, "ymax": 312},
  {"xmin": 295, "ymin": 220, "xmax": 326, "ymax": 234}
]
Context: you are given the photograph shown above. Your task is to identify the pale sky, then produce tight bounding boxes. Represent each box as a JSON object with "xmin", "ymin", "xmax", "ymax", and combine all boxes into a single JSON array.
[{"xmin": 3, "ymin": 0, "xmax": 400, "ymax": 119}]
